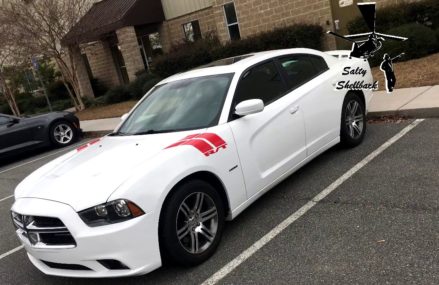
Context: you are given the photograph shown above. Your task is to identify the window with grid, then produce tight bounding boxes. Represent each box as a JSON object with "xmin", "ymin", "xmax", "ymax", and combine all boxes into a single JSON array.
[{"xmin": 224, "ymin": 2, "xmax": 241, "ymax": 41}]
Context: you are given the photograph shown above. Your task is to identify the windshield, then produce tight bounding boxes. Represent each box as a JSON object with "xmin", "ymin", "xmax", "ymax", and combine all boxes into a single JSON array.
[{"xmin": 116, "ymin": 73, "xmax": 234, "ymax": 135}]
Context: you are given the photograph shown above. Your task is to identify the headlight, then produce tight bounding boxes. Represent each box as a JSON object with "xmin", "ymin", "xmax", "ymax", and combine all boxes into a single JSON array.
[{"xmin": 78, "ymin": 199, "xmax": 145, "ymax": 227}]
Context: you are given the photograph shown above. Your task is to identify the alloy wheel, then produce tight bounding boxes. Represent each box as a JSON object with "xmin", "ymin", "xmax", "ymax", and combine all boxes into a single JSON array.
[
  {"xmin": 54, "ymin": 123, "xmax": 74, "ymax": 145},
  {"xmin": 345, "ymin": 100, "xmax": 364, "ymax": 140},
  {"xmin": 176, "ymin": 192, "xmax": 219, "ymax": 254}
]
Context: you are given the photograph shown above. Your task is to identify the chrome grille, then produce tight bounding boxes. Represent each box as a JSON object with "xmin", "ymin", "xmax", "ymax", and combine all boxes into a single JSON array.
[{"xmin": 11, "ymin": 212, "xmax": 76, "ymax": 249}]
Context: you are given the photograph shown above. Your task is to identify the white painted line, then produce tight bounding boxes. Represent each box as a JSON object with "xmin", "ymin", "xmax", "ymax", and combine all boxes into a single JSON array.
[
  {"xmin": 202, "ymin": 119, "xmax": 424, "ymax": 285},
  {"xmin": 0, "ymin": 139, "xmax": 93, "ymax": 203},
  {"xmin": 0, "ymin": 140, "xmax": 91, "ymax": 176},
  {"xmin": 0, "ymin": 245, "xmax": 24, "ymax": 261},
  {"xmin": 0, "ymin": 137, "xmax": 95, "ymax": 174},
  {"xmin": 0, "ymin": 195, "xmax": 13, "ymax": 203}
]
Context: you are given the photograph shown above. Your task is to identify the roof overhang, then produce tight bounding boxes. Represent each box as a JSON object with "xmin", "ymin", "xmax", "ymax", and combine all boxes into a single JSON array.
[{"xmin": 62, "ymin": 0, "xmax": 165, "ymax": 46}]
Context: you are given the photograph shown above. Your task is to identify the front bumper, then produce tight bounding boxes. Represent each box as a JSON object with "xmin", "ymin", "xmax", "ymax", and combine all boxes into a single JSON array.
[{"xmin": 11, "ymin": 198, "xmax": 162, "ymax": 278}]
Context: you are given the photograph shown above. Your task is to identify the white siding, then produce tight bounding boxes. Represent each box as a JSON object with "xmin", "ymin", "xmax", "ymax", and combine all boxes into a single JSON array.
[{"xmin": 161, "ymin": 0, "xmax": 214, "ymax": 20}]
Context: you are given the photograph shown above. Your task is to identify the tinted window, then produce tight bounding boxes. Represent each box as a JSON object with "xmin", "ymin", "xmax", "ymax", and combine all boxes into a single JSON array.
[
  {"xmin": 277, "ymin": 55, "xmax": 322, "ymax": 90},
  {"xmin": 309, "ymin": 55, "xmax": 329, "ymax": 73},
  {"xmin": 235, "ymin": 61, "xmax": 287, "ymax": 105}
]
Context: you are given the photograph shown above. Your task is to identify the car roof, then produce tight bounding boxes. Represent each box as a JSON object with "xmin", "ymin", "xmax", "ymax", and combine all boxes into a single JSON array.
[{"xmin": 159, "ymin": 48, "xmax": 328, "ymax": 84}]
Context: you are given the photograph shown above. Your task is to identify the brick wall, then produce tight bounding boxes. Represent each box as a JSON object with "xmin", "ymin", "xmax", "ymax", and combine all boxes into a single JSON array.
[
  {"xmin": 213, "ymin": 0, "xmax": 336, "ymax": 50},
  {"xmin": 161, "ymin": 0, "xmax": 336, "ymax": 52},
  {"xmin": 160, "ymin": 7, "xmax": 218, "ymax": 51},
  {"xmin": 82, "ymin": 41, "xmax": 120, "ymax": 88},
  {"xmin": 116, "ymin": 26, "xmax": 145, "ymax": 82}
]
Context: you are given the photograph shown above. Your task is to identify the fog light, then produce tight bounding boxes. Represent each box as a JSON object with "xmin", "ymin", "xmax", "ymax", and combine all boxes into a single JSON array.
[
  {"xmin": 95, "ymin": 205, "xmax": 108, "ymax": 217},
  {"xmin": 114, "ymin": 200, "xmax": 130, "ymax": 217},
  {"xmin": 28, "ymin": 232, "xmax": 39, "ymax": 245}
]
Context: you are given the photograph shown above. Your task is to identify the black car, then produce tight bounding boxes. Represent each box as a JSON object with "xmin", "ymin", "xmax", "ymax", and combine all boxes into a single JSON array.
[{"xmin": 0, "ymin": 112, "xmax": 82, "ymax": 157}]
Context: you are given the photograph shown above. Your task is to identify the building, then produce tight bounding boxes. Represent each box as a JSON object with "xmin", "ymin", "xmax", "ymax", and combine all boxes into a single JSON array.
[{"xmin": 62, "ymin": 0, "xmax": 416, "ymax": 98}]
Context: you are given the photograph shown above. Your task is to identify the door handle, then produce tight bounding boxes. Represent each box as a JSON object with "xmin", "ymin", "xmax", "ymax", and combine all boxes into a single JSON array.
[{"xmin": 289, "ymin": 105, "xmax": 299, "ymax": 115}]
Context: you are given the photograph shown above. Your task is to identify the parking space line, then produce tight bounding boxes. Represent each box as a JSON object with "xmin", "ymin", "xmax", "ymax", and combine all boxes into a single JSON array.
[
  {"xmin": 0, "ymin": 140, "xmax": 93, "ymax": 203},
  {"xmin": 0, "ymin": 139, "xmax": 91, "ymax": 176},
  {"xmin": 202, "ymin": 119, "xmax": 424, "ymax": 285},
  {"xmin": 0, "ymin": 245, "xmax": 23, "ymax": 261},
  {"xmin": 0, "ymin": 195, "xmax": 13, "ymax": 203}
]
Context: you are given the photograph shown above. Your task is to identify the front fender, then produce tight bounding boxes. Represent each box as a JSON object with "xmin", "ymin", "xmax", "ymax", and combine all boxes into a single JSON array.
[{"xmin": 108, "ymin": 124, "xmax": 247, "ymax": 222}]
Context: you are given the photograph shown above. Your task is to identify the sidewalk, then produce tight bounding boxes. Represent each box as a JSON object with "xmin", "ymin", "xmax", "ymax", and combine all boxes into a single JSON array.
[
  {"xmin": 80, "ymin": 117, "xmax": 121, "ymax": 133},
  {"xmin": 369, "ymin": 86, "xmax": 439, "ymax": 117},
  {"xmin": 80, "ymin": 85, "xmax": 439, "ymax": 133}
]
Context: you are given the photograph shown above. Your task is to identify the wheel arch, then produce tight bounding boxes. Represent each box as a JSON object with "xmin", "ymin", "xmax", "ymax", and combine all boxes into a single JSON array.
[
  {"xmin": 47, "ymin": 118, "xmax": 72, "ymax": 134},
  {"xmin": 346, "ymin": 90, "xmax": 365, "ymax": 108},
  {"xmin": 161, "ymin": 171, "xmax": 231, "ymax": 219}
]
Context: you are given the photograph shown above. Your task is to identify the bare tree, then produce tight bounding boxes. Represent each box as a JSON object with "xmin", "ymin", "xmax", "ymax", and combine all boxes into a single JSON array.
[
  {"xmin": 0, "ymin": 0, "xmax": 93, "ymax": 111},
  {"xmin": 0, "ymin": 16, "xmax": 24, "ymax": 116}
]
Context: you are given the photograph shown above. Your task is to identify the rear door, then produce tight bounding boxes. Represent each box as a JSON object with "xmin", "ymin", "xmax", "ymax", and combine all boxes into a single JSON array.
[
  {"xmin": 276, "ymin": 54, "xmax": 341, "ymax": 155},
  {"xmin": 228, "ymin": 60, "xmax": 307, "ymax": 198}
]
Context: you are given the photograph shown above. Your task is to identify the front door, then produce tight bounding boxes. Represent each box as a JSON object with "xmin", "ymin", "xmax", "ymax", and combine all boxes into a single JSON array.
[
  {"xmin": 228, "ymin": 60, "xmax": 307, "ymax": 198},
  {"xmin": 0, "ymin": 115, "xmax": 31, "ymax": 153}
]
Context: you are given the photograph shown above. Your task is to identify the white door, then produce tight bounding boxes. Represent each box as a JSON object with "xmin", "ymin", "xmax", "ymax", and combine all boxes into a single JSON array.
[
  {"xmin": 276, "ymin": 54, "xmax": 341, "ymax": 155},
  {"xmin": 228, "ymin": 60, "xmax": 307, "ymax": 198}
]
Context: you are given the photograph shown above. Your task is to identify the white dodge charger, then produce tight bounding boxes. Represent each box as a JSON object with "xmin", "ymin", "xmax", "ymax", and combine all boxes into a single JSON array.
[{"xmin": 11, "ymin": 49, "xmax": 373, "ymax": 277}]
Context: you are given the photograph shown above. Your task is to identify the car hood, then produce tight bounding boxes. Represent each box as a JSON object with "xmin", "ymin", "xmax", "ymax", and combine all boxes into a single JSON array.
[{"xmin": 15, "ymin": 132, "xmax": 198, "ymax": 211}]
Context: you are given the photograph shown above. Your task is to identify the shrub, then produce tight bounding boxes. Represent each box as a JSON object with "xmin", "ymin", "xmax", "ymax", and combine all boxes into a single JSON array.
[
  {"xmin": 103, "ymin": 85, "xmax": 131, "ymax": 104},
  {"xmin": 368, "ymin": 23, "xmax": 438, "ymax": 66},
  {"xmin": 152, "ymin": 24, "xmax": 324, "ymax": 77},
  {"xmin": 83, "ymin": 96, "xmax": 106, "ymax": 108},
  {"xmin": 51, "ymin": 99, "xmax": 73, "ymax": 111},
  {"xmin": 0, "ymin": 104, "xmax": 12, "ymax": 114},
  {"xmin": 16, "ymin": 94, "xmax": 49, "ymax": 114},
  {"xmin": 153, "ymin": 35, "xmax": 219, "ymax": 78},
  {"xmin": 90, "ymin": 78, "xmax": 108, "ymax": 97},
  {"xmin": 127, "ymin": 73, "xmax": 161, "ymax": 99},
  {"xmin": 142, "ymin": 78, "xmax": 162, "ymax": 96},
  {"xmin": 47, "ymin": 80, "xmax": 70, "ymax": 101}
]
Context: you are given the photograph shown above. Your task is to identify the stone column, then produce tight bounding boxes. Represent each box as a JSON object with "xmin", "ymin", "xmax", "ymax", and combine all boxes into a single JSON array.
[
  {"xmin": 83, "ymin": 41, "xmax": 121, "ymax": 88},
  {"xmin": 116, "ymin": 26, "xmax": 145, "ymax": 82},
  {"xmin": 71, "ymin": 45, "xmax": 95, "ymax": 98}
]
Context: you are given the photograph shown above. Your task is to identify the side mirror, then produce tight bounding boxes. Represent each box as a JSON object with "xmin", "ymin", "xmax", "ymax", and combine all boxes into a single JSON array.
[
  {"xmin": 121, "ymin": 113, "xmax": 129, "ymax": 121},
  {"xmin": 235, "ymin": 99, "xmax": 264, "ymax": 117}
]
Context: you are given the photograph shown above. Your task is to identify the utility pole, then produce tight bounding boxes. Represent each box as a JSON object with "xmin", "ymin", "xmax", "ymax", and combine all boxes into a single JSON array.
[{"xmin": 31, "ymin": 57, "xmax": 52, "ymax": 112}]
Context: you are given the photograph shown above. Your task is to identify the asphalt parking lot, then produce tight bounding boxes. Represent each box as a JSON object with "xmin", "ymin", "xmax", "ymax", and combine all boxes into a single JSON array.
[{"xmin": 1, "ymin": 119, "xmax": 438, "ymax": 284}]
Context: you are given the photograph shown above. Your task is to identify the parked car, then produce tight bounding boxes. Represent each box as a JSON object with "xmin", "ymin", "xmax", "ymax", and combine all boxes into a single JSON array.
[
  {"xmin": 11, "ymin": 48, "xmax": 373, "ymax": 277},
  {"xmin": 0, "ymin": 112, "xmax": 81, "ymax": 157}
]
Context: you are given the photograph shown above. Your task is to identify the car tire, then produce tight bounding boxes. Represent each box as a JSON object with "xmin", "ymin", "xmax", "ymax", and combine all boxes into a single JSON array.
[
  {"xmin": 49, "ymin": 121, "xmax": 77, "ymax": 147},
  {"xmin": 159, "ymin": 179, "xmax": 225, "ymax": 266},
  {"xmin": 340, "ymin": 92, "xmax": 366, "ymax": 148}
]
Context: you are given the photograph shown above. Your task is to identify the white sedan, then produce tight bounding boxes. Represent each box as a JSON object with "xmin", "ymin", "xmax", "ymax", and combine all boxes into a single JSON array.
[{"xmin": 11, "ymin": 48, "xmax": 373, "ymax": 277}]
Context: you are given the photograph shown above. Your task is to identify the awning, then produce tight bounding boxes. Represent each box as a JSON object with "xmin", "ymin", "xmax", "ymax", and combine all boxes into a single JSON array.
[{"xmin": 62, "ymin": 0, "xmax": 165, "ymax": 46}]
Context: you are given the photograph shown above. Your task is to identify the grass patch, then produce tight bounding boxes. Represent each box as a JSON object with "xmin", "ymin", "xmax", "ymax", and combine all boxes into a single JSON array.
[
  {"xmin": 76, "ymin": 101, "xmax": 137, "ymax": 121},
  {"xmin": 372, "ymin": 52, "xmax": 439, "ymax": 90}
]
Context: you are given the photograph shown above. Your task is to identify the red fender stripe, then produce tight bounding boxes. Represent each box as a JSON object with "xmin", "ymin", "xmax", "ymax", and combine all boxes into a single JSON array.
[{"xmin": 166, "ymin": 133, "xmax": 227, "ymax": 156}]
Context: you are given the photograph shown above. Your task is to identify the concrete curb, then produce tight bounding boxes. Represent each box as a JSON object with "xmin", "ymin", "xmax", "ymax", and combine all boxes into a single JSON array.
[{"xmin": 368, "ymin": 108, "xmax": 439, "ymax": 119}]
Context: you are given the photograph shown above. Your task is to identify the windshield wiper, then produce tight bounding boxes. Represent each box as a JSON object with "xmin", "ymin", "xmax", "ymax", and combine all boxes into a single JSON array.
[
  {"xmin": 109, "ymin": 131, "xmax": 129, "ymax": 136},
  {"xmin": 132, "ymin": 129, "xmax": 177, "ymax": 136}
]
